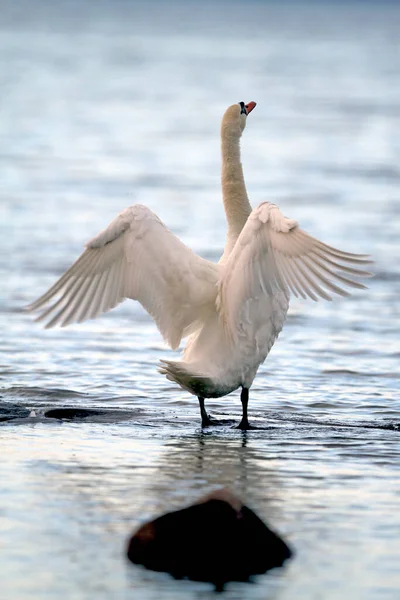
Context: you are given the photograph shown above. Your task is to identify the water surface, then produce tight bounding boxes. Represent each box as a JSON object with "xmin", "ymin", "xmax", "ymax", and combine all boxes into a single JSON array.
[{"xmin": 1, "ymin": 1, "xmax": 400, "ymax": 599}]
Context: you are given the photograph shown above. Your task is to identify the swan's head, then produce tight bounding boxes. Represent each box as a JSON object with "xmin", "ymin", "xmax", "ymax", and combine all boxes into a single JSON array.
[{"xmin": 221, "ymin": 101, "xmax": 257, "ymax": 139}]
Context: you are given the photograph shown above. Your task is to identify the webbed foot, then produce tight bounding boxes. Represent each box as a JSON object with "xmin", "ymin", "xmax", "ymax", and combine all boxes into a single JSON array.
[
  {"xmin": 234, "ymin": 418, "xmax": 259, "ymax": 430},
  {"xmin": 202, "ymin": 415, "xmax": 230, "ymax": 427}
]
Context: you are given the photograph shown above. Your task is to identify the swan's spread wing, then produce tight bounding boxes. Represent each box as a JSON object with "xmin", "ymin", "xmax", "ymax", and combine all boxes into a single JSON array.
[
  {"xmin": 27, "ymin": 205, "xmax": 219, "ymax": 349},
  {"xmin": 218, "ymin": 201, "xmax": 372, "ymax": 335}
]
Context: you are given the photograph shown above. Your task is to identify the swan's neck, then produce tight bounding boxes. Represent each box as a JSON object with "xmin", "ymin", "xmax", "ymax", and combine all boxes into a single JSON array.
[{"xmin": 220, "ymin": 132, "xmax": 252, "ymax": 261}]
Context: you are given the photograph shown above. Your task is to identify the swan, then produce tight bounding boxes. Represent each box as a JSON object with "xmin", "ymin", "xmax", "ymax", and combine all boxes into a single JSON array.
[{"xmin": 27, "ymin": 101, "xmax": 372, "ymax": 429}]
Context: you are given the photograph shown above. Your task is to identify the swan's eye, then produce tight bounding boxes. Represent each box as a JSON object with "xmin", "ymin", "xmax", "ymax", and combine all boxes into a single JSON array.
[{"xmin": 239, "ymin": 101, "xmax": 247, "ymax": 115}]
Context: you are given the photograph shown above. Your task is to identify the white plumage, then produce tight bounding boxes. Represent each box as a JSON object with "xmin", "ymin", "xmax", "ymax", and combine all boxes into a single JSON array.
[{"xmin": 27, "ymin": 101, "xmax": 372, "ymax": 428}]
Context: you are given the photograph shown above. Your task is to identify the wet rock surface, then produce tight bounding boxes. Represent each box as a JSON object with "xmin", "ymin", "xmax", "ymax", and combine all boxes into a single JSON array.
[
  {"xmin": 44, "ymin": 407, "xmax": 107, "ymax": 420},
  {"xmin": 0, "ymin": 400, "xmax": 138, "ymax": 424},
  {"xmin": 127, "ymin": 489, "xmax": 292, "ymax": 590},
  {"xmin": 0, "ymin": 402, "xmax": 30, "ymax": 422}
]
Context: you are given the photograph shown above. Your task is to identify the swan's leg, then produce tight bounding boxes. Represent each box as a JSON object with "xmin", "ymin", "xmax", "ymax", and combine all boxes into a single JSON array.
[
  {"xmin": 198, "ymin": 397, "xmax": 213, "ymax": 427},
  {"xmin": 198, "ymin": 397, "xmax": 224, "ymax": 427},
  {"xmin": 235, "ymin": 387, "xmax": 255, "ymax": 430}
]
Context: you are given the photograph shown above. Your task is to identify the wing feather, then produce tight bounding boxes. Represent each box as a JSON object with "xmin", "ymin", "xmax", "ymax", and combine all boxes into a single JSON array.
[
  {"xmin": 27, "ymin": 249, "xmax": 97, "ymax": 311},
  {"xmin": 296, "ymin": 230, "xmax": 371, "ymax": 263},
  {"xmin": 292, "ymin": 256, "xmax": 327, "ymax": 301},
  {"xmin": 286, "ymin": 232, "xmax": 367, "ymax": 295},
  {"xmin": 281, "ymin": 254, "xmax": 308, "ymax": 299},
  {"xmin": 74, "ymin": 274, "xmax": 104, "ymax": 325},
  {"xmin": 218, "ymin": 202, "xmax": 372, "ymax": 336},
  {"xmin": 36, "ymin": 273, "xmax": 86, "ymax": 326},
  {"xmin": 28, "ymin": 204, "xmax": 219, "ymax": 348},
  {"xmin": 311, "ymin": 248, "xmax": 371, "ymax": 277},
  {"xmin": 274, "ymin": 254, "xmax": 299, "ymax": 297}
]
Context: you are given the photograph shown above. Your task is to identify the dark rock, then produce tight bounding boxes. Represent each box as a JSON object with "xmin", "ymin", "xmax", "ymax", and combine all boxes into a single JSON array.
[
  {"xmin": 0, "ymin": 402, "xmax": 30, "ymax": 422},
  {"xmin": 44, "ymin": 408, "xmax": 106, "ymax": 420},
  {"xmin": 127, "ymin": 489, "xmax": 293, "ymax": 590}
]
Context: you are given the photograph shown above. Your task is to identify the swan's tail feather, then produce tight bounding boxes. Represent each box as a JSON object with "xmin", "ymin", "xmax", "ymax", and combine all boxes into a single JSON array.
[{"xmin": 159, "ymin": 360, "xmax": 216, "ymax": 397}]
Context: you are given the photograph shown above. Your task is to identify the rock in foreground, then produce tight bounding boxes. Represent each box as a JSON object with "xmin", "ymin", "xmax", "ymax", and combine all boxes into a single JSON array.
[{"xmin": 127, "ymin": 489, "xmax": 292, "ymax": 590}]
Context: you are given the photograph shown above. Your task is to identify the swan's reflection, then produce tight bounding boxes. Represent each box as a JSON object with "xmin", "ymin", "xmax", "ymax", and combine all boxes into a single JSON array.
[{"xmin": 144, "ymin": 431, "xmax": 285, "ymax": 525}]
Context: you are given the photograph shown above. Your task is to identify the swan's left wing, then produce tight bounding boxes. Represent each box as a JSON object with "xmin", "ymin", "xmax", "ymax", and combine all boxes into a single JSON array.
[{"xmin": 218, "ymin": 202, "xmax": 372, "ymax": 336}]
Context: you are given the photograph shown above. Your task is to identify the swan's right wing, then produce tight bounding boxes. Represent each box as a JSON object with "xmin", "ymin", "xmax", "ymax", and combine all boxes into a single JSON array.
[
  {"xmin": 27, "ymin": 205, "xmax": 219, "ymax": 349},
  {"xmin": 218, "ymin": 202, "xmax": 373, "ymax": 338}
]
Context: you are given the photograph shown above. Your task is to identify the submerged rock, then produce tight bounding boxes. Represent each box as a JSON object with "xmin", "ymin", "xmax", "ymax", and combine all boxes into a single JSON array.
[
  {"xmin": 44, "ymin": 407, "xmax": 106, "ymax": 420},
  {"xmin": 127, "ymin": 489, "xmax": 292, "ymax": 590},
  {"xmin": 0, "ymin": 402, "xmax": 30, "ymax": 422}
]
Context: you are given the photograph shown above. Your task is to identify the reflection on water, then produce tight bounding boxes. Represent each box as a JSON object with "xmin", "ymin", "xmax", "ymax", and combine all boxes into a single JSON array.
[
  {"xmin": 1, "ymin": 0, "xmax": 400, "ymax": 598},
  {"xmin": 1, "ymin": 422, "xmax": 400, "ymax": 599}
]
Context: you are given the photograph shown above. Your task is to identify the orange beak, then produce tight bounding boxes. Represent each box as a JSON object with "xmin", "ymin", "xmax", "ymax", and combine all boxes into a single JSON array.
[{"xmin": 245, "ymin": 101, "xmax": 257, "ymax": 115}]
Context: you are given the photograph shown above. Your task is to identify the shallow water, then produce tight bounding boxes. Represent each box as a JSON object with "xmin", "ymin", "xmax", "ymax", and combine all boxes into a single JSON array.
[{"xmin": 1, "ymin": 1, "xmax": 400, "ymax": 598}]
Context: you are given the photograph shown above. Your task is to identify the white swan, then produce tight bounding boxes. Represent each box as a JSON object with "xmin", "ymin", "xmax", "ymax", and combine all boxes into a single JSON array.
[{"xmin": 27, "ymin": 101, "xmax": 372, "ymax": 429}]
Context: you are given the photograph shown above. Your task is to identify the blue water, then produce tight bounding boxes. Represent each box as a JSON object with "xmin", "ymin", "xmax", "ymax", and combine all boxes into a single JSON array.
[{"xmin": 1, "ymin": 1, "xmax": 400, "ymax": 599}]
